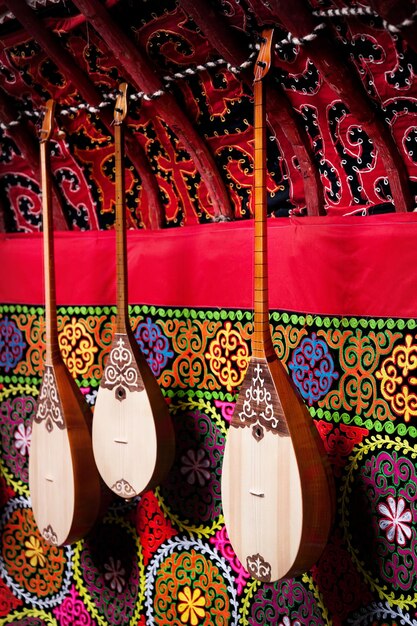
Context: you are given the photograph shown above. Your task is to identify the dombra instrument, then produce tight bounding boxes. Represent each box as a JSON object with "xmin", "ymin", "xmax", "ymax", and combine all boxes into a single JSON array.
[
  {"xmin": 92, "ymin": 83, "xmax": 175, "ymax": 499},
  {"xmin": 221, "ymin": 29, "xmax": 335, "ymax": 582},
  {"xmin": 29, "ymin": 100, "xmax": 104, "ymax": 546}
]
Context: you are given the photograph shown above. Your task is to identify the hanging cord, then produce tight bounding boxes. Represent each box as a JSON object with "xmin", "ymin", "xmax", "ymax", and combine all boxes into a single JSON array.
[
  {"xmin": 312, "ymin": 5, "xmax": 417, "ymax": 34},
  {"xmin": 1, "ymin": 12, "xmax": 367, "ymax": 132},
  {"xmin": 1, "ymin": 15, "xmax": 335, "ymax": 131},
  {"xmin": 1, "ymin": 16, "xmax": 343, "ymax": 131},
  {"xmin": 275, "ymin": 21, "xmax": 327, "ymax": 50},
  {"xmin": 0, "ymin": 47, "xmax": 256, "ymax": 131},
  {"xmin": 0, "ymin": 112, "xmax": 22, "ymax": 131},
  {"xmin": 312, "ymin": 6, "xmax": 376, "ymax": 18}
]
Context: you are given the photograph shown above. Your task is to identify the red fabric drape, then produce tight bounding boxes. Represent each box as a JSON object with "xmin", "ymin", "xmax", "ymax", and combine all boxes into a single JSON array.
[{"xmin": 1, "ymin": 214, "xmax": 416, "ymax": 318}]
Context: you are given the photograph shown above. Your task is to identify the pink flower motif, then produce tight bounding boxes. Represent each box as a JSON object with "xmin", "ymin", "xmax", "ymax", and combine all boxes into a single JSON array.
[
  {"xmin": 377, "ymin": 496, "xmax": 412, "ymax": 546},
  {"xmin": 14, "ymin": 423, "xmax": 31, "ymax": 457},
  {"xmin": 180, "ymin": 449, "xmax": 211, "ymax": 486},
  {"xmin": 104, "ymin": 557, "xmax": 126, "ymax": 593}
]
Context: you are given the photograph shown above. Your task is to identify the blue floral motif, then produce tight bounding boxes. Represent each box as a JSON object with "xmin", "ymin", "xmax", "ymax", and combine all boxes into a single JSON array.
[
  {"xmin": 288, "ymin": 332, "xmax": 338, "ymax": 405},
  {"xmin": 0, "ymin": 317, "xmax": 26, "ymax": 373},
  {"xmin": 134, "ymin": 317, "xmax": 173, "ymax": 376}
]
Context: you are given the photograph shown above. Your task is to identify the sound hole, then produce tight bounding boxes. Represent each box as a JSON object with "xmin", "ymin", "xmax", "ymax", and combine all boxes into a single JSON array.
[
  {"xmin": 253, "ymin": 425, "xmax": 264, "ymax": 441},
  {"xmin": 115, "ymin": 386, "xmax": 126, "ymax": 401}
]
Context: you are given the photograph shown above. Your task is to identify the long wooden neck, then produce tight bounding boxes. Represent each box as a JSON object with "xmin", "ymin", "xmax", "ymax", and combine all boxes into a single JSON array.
[
  {"xmin": 41, "ymin": 139, "xmax": 60, "ymax": 364},
  {"xmin": 252, "ymin": 77, "xmax": 274, "ymax": 359},
  {"xmin": 114, "ymin": 122, "xmax": 129, "ymax": 333}
]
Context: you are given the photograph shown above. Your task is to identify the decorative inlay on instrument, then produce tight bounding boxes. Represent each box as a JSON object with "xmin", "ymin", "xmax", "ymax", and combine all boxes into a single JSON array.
[
  {"xmin": 29, "ymin": 100, "xmax": 104, "ymax": 546},
  {"xmin": 221, "ymin": 30, "xmax": 335, "ymax": 583},
  {"xmin": 92, "ymin": 84, "xmax": 175, "ymax": 499}
]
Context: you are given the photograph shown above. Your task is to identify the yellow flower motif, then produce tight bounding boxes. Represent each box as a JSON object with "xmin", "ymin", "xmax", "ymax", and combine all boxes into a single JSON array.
[
  {"xmin": 24, "ymin": 536, "xmax": 46, "ymax": 568},
  {"xmin": 205, "ymin": 322, "xmax": 250, "ymax": 392},
  {"xmin": 177, "ymin": 585, "xmax": 206, "ymax": 625}
]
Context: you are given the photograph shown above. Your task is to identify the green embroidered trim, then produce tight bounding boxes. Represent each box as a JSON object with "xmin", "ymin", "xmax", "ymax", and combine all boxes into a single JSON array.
[
  {"xmin": 270, "ymin": 311, "xmax": 417, "ymax": 331},
  {"xmin": 310, "ymin": 407, "xmax": 417, "ymax": 437},
  {"xmin": 0, "ymin": 455, "xmax": 29, "ymax": 497},
  {"xmin": 0, "ymin": 381, "xmax": 39, "ymax": 400},
  {"xmin": 170, "ymin": 395, "xmax": 228, "ymax": 436},
  {"xmin": 239, "ymin": 578, "xmax": 261, "ymax": 626},
  {"xmin": 155, "ymin": 486, "xmax": 225, "ymax": 539},
  {"xmin": 131, "ymin": 304, "xmax": 254, "ymax": 322},
  {"xmin": 164, "ymin": 387, "xmax": 237, "ymax": 403},
  {"xmin": 1, "ymin": 303, "xmax": 416, "ymax": 331},
  {"xmin": 301, "ymin": 572, "xmax": 333, "ymax": 625},
  {"xmin": 0, "ymin": 304, "xmax": 45, "ymax": 316},
  {"xmin": 0, "ymin": 609, "xmax": 58, "ymax": 625}
]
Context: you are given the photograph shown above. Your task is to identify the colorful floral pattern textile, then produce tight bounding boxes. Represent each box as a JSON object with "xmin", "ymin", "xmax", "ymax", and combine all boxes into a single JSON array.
[{"xmin": 1, "ymin": 303, "xmax": 417, "ymax": 625}]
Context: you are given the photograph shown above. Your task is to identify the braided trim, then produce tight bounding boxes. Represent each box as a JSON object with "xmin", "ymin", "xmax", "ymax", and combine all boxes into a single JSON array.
[
  {"xmin": 0, "ymin": 48, "xmax": 256, "ymax": 131},
  {"xmin": 275, "ymin": 21, "xmax": 327, "ymax": 51},
  {"xmin": 313, "ymin": 5, "xmax": 417, "ymax": 34}
]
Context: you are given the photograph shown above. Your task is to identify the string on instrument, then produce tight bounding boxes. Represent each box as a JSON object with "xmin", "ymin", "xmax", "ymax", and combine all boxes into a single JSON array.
[{"xmin": 251, "ymin": 28, "xmax": 274, "ymax": 568}]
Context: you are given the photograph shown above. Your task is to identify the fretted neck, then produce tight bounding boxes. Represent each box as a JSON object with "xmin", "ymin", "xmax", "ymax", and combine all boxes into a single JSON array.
[
  {"xmin": 252, "ymin": 77, "xmax": 274, "ymax": 359},
  {"xmin": 114, "ymin": 122, "xmax": 129, "ymax": 333},
  {"xmin": 40, "ymin": 140, "xmax": 60, "ymax": 364}
]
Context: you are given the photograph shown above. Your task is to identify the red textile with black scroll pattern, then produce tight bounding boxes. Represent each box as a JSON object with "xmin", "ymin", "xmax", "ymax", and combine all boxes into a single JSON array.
[{"xmin": 1, "ymin": 2, "xmax": 417, "ymax": 229}]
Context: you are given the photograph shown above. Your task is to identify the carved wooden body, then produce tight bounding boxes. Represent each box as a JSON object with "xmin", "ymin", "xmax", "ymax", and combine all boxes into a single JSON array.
[
  {"xmin": 93, "ymin": 331, "xmax": 174, "ymax": 497},
  {"xmin": 92, "ymin": 85, "xmax": 175, "ymax": 498},
  {"xmin": 221, "ymin": 31, "xmax": 335, "ymax": 582},
  {"xmin": 29, "ymin": 101, "xmax": 103, "ymax": 546},
  {"xmin": 29, "ymin": 362, "xmax": 102, "ymax": 545},
  {"xmin": 222, "ymin": 355, "xmax": 334, "ymax": 581}
]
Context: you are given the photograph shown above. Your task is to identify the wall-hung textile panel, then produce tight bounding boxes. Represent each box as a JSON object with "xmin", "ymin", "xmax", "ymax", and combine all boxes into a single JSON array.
[{"xmin": 0, "ymin": 216, "xmax": 417, "ymax": 625}]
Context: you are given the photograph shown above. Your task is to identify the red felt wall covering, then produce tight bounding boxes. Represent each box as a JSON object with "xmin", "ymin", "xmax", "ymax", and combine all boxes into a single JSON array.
[{"xmin": 1, "ymin": 214, "xmax": 417, "ymax": 318}]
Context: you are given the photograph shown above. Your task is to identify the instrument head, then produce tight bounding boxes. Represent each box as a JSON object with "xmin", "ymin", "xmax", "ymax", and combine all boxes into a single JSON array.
[
  {"xmin": 39, "ymin": 99, "xmax": 55, "ymax": 143},
  {"xmin": 114, "ymin": 83, "xmax": 128, "ymax": 125},
  {"xmin": 254, "ymin": 28, "xmax": 274, "ymax": 83}
]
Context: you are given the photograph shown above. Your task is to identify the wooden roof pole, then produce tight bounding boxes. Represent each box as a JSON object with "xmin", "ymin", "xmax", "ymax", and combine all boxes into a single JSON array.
[
  {"xmin": 254, "ymin": 0, "xmax": 414, "ymax": 212},
  {"xmin": 71, "ymin": 0, "xmax": 233, "ymax": 221},
  {"xmin": 180, "ymin": 0, "xmax": 325, "ymax": 216},
  {"xmin": 0, "ymin": 87, "xmax": 68, "ymax": 230},
  {"xmin": 371, "ymin": 0, "xmax": 417, "ymax": 54},
  {"xmin": 266, "ymin": 84, "xmax": 325, "ymax": 215},
  {"xmin": 4, "ymin": 0, "xmax": 163, "ymax": 229},
  {"xmin": 179, "ymin": 0, "xmax": 250, "ymax": 67}
]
